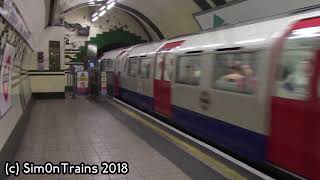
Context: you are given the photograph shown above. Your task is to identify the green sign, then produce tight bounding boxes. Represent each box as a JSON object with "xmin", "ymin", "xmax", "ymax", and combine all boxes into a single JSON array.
[{"xmin": 213, "ymin": 15, "xmax": 224, "ymax": 28}]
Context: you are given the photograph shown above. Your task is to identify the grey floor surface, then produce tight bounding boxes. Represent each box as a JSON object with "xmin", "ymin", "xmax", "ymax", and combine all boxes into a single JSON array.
[{"xmin": 9, "ymin": 97, "xmax": 227, "ymax": 180}]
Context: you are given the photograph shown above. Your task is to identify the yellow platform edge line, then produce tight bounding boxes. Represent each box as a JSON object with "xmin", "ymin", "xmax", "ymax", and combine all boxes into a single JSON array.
[{"xmin": 111, "ymin": 101, "xmax": 247, "ymax": 180}]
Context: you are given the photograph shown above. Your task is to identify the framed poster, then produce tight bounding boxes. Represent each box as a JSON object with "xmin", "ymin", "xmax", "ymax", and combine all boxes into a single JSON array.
[
  {"xmin": 0, "ymin": 44, "xmax": 15, "ymax": 117},
  {"xmin": 77, "ymin": 71, "xmax": 89, "ymax": 95}
]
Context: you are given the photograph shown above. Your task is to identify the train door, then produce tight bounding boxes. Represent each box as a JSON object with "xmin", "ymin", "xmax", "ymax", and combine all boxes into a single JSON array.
[
  {"xmin": 154, "ymin": 41, "xmax": 184, "ymax": 117},
  {"xmin": 309, "ymin": 49, "xmax": 320, "ymax": 179},
  {"xmin": 268, "ymin": 17, "xmax": 320, "ymax": 178}
]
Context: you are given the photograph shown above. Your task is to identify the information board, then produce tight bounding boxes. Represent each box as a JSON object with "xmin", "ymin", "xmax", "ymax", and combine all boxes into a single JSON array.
[
  {"xmin": 101, "ymin": 72, "xmax": 107, "ymax": 95},
  {"xmin": 77, "ymin": 71, "xmax": 89, "ymax": 94}
]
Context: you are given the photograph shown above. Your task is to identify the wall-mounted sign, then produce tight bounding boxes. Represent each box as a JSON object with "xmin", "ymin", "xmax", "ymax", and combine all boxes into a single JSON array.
[
  {"xmin": 101, "ymin": 72, "xmax": 107, "ymax": 95},
  {"xmin": 0, "ymin": 44, "xmax": 15, "ymax": 117},
  {"xmin": 73, "ymin": 65, "xmax": 84, "ymax": 73},
  {"xmin": 77, "ymin": 71, "xmax": 89, "ymax": 95}
]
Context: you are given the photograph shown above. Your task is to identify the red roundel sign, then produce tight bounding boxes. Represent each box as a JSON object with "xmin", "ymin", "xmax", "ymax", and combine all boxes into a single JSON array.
[{"xmin": 2, "ymin": 56, "xmax": 11, "ymax": 102}]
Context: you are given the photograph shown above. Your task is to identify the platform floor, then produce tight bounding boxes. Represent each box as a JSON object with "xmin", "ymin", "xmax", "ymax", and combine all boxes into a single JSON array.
[{"xmin": 10, "ymin": 97, "xmax": 229, "ymax": 180}]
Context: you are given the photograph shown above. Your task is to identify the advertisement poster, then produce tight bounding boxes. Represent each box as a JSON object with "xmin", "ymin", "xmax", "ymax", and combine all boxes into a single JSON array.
[
  {"xmin": 0, "ymin": 44, "xmax": 15, "ymax": 117},
  {"xmin": 77, "ymin": 71, "xmax": 89, "ymax": 94},
  {"xmin": 101, "ymin": 72, "xmax": 107, "ymax": 95}
]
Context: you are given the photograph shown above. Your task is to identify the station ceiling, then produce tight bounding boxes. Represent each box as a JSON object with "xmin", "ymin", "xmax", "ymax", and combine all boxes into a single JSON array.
[{"xmin": 55, "ymin": 0, "xmax": 236, "ymax": 39}]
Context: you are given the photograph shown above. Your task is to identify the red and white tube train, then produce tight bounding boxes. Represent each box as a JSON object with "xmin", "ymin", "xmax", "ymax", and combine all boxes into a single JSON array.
[{"xmin": 98, "ymin": 9, "xmax": 320, "ymax": 179}]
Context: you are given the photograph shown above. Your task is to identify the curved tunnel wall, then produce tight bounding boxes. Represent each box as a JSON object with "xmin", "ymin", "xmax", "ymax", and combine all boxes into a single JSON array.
[
  {"xmin": 63, "ymin": 6, "xmax": 149, "ymax": 63},
  {"xmin": 0, "ymin": 15, "xmax": 34, "ymax": 178}
]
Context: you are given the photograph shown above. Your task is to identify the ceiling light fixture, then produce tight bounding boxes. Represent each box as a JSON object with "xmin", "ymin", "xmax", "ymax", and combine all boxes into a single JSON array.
[
  {"xmin": 99, "ymin": 10, "xmax": 106, "ymax": 17},
  {"xmin": 92, "ymin": 16, "xmax": 99, "ymax": 22},
  {"xmin": 90, "ymin": 0, "xmax": 117, "ymax": 19},
  {"xmin": 92, "ymin": 12, "xmax": 98, "ymax": 17},
  {"xmin": 99, "ymin": 5, "xmax": 106, "ymax": 11},
  {"xmin": 107, "ymin": 2, "xmax": 115, "ymax": 9}
]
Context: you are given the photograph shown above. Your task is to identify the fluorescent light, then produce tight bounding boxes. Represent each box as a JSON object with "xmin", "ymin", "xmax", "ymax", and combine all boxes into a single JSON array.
[
  {"xmin": 99, "ymin": 5, "xmax": 106, "ymax": 11},
  {"xmin": 234, "ymin": 38, "xmax": 265, "ymax": 45},
  {"xmin": 92, "ymin": 12, "xmax": 98, "ymax": 17},
  {"xmin": 88, "ymin": 0, "xmax": 94, "ymax": 2},
  {"xmin": 107, "ymin": 0, "xmax": 114, "ymax": 5},
  {"xmin": 88, "ymin": 2, "xmax": 95, "ymax": 5},
  {"xmin": 92, "ymin": 16, "xmax": 99, "ymax": 22},
  {"xmin": 107, "ymin": 2, "xmax": 115, "ymax": 9},
  {"xmin": 99, "ymin": 10, "xmax": 106, "ymax": 17}
]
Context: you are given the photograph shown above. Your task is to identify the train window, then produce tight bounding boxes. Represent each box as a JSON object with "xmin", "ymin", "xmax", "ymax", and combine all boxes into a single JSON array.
[
  {"xmin": 213, "ymin": 52, "xmax": 258, "ymax": 94},
  {"xmin": 101, "ymin": 59, "xmax": 114, "ymax": 72},
  {"xmin": 176, "ymin": 55, "xmax": 201, "ymax": 86},
  {"xmin": 164, "ymin": 54, "xmax": 175, "ymax": 81},
  {"xmin": 138, "ymin": 58, "xmax": 151, "ymax": 79},
  {"xmin": 155, "ymin": 53, "xmax": 164, "ymax": 80},
  {"xmin": 122, "ymin": 57, "xmax": 127, "ymax": 73},
  {"xmin": 275, "ymin": 28, "xmax": 320, "ymax": 100},
  {"xmin": 127, "ymin": 58, "xmax": 138, "ymax": 77}
]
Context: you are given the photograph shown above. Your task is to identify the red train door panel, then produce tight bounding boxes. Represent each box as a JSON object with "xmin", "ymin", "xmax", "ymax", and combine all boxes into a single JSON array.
[
  {"xmin": 308, "ymin": 50, "xmax": 320, "ymax": 180},
  {"xmin": 154, "ymin": 41, "xmax": 184, "ymax": 117},
  {"xmin": 268, "ymin": 17, "xmax": 320, "ymax": 178}
]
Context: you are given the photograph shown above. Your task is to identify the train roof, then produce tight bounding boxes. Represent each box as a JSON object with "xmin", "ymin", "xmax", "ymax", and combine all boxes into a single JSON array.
[
  {"xmin": 100, "ymin": 47, "xmax": 131, "ymax": 61},
  {"xmin": 127, "ymin": 41, "xmax": 164, "ymax": 58}
]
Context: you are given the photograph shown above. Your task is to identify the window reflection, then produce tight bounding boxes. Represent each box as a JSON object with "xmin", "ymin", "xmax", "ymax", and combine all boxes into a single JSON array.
[
  {"xmin": 127, "ymin": 58, "xmax": 138, "ymax": 77},
  {"xmin": 138, "ymin": 58, "xmax": 151, "ymax": 79},
  {"xmin": 214, "ymin": 52, "xmax": 258, "ymax": 94},
  {"xmin": 276, "ymin": 32, "xmax": 319, "ymax": 100},
  {"xmin": 101, "ymin": 59, "xmax": 114, "ymax": 72},
  {"xmin": 176, "ymin": 55, "xmax": 201, "ymax": 86}
]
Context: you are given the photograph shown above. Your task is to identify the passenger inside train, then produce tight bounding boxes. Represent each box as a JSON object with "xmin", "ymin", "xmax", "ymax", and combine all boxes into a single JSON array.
[
  {"xmin": 283, "ymin": 59, "xmax": 312, "ymax": 95},
  {"xmin": 215, "ymin": 53, "xmax": 258, "ymax": 94}
]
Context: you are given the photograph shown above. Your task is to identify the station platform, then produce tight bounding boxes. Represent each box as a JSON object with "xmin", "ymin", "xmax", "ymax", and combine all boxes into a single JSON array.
[{"xmin": 10, "ymin": 96, "xmax": 270, "ymax": 180}]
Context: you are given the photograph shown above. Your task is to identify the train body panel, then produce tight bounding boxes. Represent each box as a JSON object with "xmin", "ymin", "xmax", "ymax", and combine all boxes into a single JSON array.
[{"xmin": 120, "ymin": 42, "xmax": 164, "ymax": 111}]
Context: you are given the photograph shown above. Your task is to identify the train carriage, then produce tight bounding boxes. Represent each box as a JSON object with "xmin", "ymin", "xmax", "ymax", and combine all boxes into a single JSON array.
[
  {"xmin": 101, "ymin": 9, "xmax": 320, "ymax": 179},
  {"xmin": 99, "ymin": 48, "xmax": 129, "ymax": 96}
]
